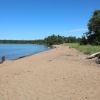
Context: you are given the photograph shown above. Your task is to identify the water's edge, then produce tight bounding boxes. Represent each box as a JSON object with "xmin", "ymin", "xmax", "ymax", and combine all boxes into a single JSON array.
[
  {"xmin": 14, "ymin": 48, "xmax": 51, "ymax": 60},
  {"xmin": 0, "ymin": 44, "xmax": 50, "ymax": 61}
]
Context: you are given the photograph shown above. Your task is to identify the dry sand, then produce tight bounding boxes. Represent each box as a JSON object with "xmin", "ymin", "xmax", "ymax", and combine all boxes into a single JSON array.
[{"xmin": 0, "ymin": 45, "xmax": 100, "ymax": 100}]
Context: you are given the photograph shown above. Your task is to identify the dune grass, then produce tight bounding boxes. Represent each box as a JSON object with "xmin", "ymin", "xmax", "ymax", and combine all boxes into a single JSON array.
[{"xmin": 66, "ymin": 43, "xmax": 100, "ymax": 54}]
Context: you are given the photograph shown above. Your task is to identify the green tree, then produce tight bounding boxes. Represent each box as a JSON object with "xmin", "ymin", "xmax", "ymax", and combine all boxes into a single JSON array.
[
  {"xmin": 87, "ymin": 10, "xmax": 100, "ymax": 45},
  {"xmin": 44, "ymin": 35, "xmax": 64, "ymax": 45}
]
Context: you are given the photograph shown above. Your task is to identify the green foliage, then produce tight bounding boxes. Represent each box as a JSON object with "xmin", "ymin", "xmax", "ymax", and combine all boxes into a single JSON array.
[
  {"xmin": 81, "ymin": 10, "xmax": 100, "ymax": 45},
  {"xmin": 0, "ymin": 35, "xmax": 81, "ymax": 45},
  {"xmin": 44, "ymin": 35, "xmax": 64, "ymax": 45},
  {"xmin": 64, "ymin": 36, "xmax": 81, "ymax": 43},
  {"xmin": 88, "ymin": 10, "xmax": 100, "ymax": 33},
  {"xmin": 0, "ymin": 40, "xmax": 44, "ymax": 44},
  {"xmin": 67, "ymin": 43, "xmax": 100, "ymax": 54},
  {"xmin": 44, "ymin": 35, "xmax": 81, "ymax": 46},
  {"xmin": 80, "ymin": 35, "xmax": 87, "ymax": 45}
]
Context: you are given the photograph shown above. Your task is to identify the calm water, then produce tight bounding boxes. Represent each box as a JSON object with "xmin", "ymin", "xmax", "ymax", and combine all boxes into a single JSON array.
[{"xmin": 0, "ymin": 44, "xmax": 49, "ymax": 60}]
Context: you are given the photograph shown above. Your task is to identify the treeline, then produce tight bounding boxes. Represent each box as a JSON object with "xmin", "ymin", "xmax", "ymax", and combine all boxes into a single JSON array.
[
  {"xmin": 0, "ymin": 35, "xmax": 81, "ymax": 45},
  {"xmin": 0, "ymin": 40, "xmax": 44, "ymax": 44},
  {"xmin": 44, "ymin": 35, "xmax": 81, "ymax": 45},
  {"xmin": 81, "ymin": 10, "xmax": 100, "ymax": 45}
]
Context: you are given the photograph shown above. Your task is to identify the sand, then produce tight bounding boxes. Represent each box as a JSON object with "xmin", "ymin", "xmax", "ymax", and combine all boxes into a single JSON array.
[{"xmin": 0, "ymin": 45, "xmax": 100, "ymax": 100}]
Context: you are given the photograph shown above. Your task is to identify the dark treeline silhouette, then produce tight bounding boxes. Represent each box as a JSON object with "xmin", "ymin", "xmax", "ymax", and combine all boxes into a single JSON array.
[
  {"xmin": 80, "ymin": 10, "xmax": 100, "ymax": 45},
  {"xmin": 0, "ymin": 40, "xmax": 45, "ymax": 44},
  {"xmin": 0, "ymin": 35, "xmax": 81, "ymax": 45}
]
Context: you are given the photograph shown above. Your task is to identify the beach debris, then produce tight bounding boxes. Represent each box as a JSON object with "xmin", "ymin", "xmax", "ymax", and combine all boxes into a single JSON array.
[
  {"xmin": 87, "ymin": 52, "xmax": 100, "ymax": 64},
  {"xmin": 50, "ymin": 45, "xmax": 57, "ymax": 49},
  {"xmin": 87, "ymin": 52, "xmax": 100, "ymax": 59},
  {"xmin": 96, "ymin": 54, "xmax": 100, "ymax": 64},
  {"xmin": 0, "ymin": 56, "xmax": 5, "ymax": 64}
]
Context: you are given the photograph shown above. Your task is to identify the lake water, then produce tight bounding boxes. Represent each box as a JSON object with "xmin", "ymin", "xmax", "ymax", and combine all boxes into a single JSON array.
[{"xmin": 0, "ymin": 44, "xmax": 49, "ymax": 60}]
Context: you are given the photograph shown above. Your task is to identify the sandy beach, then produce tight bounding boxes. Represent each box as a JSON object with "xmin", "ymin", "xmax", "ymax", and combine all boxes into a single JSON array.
[{"xmin": 0, "ymin": 45, "xmax": 100, "ymax": 100}]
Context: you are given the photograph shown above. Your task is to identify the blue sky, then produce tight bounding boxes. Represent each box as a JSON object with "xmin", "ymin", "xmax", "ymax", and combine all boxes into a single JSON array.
[{"xmin": 0, "ymin": 0, "xmax": 100, "ymax": 40}]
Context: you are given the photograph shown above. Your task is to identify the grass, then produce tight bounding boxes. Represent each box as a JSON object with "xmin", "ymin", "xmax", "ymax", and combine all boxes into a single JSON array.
[{"xmin": 65, "ymin": 43, "xmax": 100, "ymax": 54}]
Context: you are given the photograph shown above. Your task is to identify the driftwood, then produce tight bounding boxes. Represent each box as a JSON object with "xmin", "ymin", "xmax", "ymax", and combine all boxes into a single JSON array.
[
  {"xmin": 87, "ymin": 52, "xmax": 100, "ymax": 59},
  {"xmin": 87, "ymin": 52, "xmax": 100, "ymax": 64}
]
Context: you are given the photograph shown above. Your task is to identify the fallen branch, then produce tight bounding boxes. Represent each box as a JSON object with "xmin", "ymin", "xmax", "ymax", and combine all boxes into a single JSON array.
[
  {"xmin": 87, "ymin": 52, "xmax": 100, "ymax": 64},
  {"xmin": 87, "ymin": 52, "xmax": 100, "ymax": 59}
]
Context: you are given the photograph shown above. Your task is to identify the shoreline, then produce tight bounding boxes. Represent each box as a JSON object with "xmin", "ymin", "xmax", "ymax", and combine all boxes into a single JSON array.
[
  {"xmin": 0, "ymin": 45, "xmax": 57, "ymax": 62},
  {"xmin": 14, "ymin": 47, "xmax": 52, "ymax": 60},
  {"xmin": 14, "ymin": 45, "xmax": 57, "ymax": 60},
  {"xmin": 0, "ymin": 45, "xmax": 52, "ymax": 62}
]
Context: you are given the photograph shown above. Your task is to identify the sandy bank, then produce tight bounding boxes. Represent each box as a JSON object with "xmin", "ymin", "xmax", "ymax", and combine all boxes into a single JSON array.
[{"xmin": 0, "ymin": 45, "xmax": 100, "ymax": 100}]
